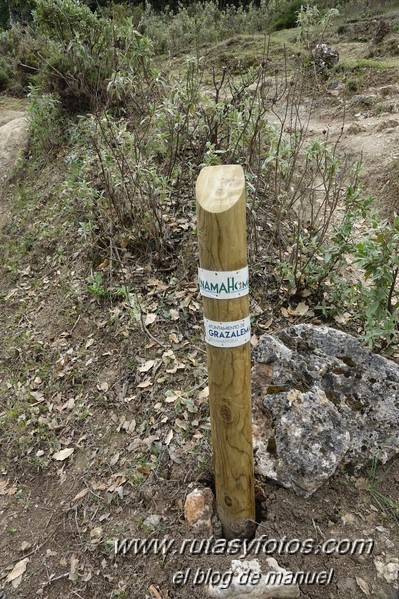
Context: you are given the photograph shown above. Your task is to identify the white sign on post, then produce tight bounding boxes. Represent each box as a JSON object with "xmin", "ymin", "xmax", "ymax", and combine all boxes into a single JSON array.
[
  {"xmin": 204, "ymin": 316, "xmax": 251, "ymax": 348},
  {"xmin": 198, "ymin": 267, "xmax": 249, "ymax": 299}
]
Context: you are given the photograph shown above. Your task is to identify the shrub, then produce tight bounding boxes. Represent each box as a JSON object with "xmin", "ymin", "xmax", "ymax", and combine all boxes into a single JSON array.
[
  {"xmin": 0, "ymin": 4, "xmax": 8, "ymax": 29},
  {"xmin": 65, "ymin": 54, "xmax": 365, "ymax": 278},
  {"xmin": 270, "ymin": 0, "xmax": 307, "ymax": 31},
  {"xmin": 297, "ymin": 3, "xmax": 339, "ymax": 53},
  {"xmin": 139, "ymin": 1, "xmax": 270, "ymax": 56},
  {"xmin": 27, "ymin": 87, "xmax": 63, "ymax": 156},
  {"xmin": 30, "ymin": 0, "xmax": 155, "ymax": 111},
  {"xmin": 0, "ymin": 61, "xmax": 10, "ymax": 91},
  {"xmin": 353, "ymin": 214, "xmax": 399, "ymax": 348},
  {"xmin": 0, "ymin": 24, "xmax": 39, "ymax": 94}
]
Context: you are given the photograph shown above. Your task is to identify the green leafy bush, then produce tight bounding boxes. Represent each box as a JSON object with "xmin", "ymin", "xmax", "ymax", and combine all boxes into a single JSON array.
[
  {"xmin": 0, "ymin": 60, "xmax": 11, "ymax": 91},
  {"xmin": 66, "ymin": 55, "xmax": 365, "ymax": 279},
  {"xmin": 307, "ymin": 194, "xmax": 399, "ymax": 350},
  {"xmin": 139, "ymin": 1, "xmax": 270, "ymax": 56},
  {"xmin": 270, "ymin": 0, "xmax": 307, "ymax": 31},
  {"xmin": 31, "ymin": 0, "xmax": 155, "ymax": 111},
  {"xmin": 297, "ymin": 3, "xmax": 339, "ymax": 52},
  {"xmin": 0, "ymin": 24, "xmax": 39, "ymax": 94},
  {"xmin": 353, "ymin": 214, "xmax": 399, "ymax": 348},
  {"xmin": 27, "ymin": 87, "xmax": 63, "ymax": 155}
]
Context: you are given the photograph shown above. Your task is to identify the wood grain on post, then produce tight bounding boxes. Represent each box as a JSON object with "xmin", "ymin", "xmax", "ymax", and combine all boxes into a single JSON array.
[{"xmin": 196, "ymin": 164, "xmax": 256, "ymax": 540}]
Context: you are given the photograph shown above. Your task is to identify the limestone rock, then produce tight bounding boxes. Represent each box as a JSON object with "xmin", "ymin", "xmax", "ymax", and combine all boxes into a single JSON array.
[
  {"xmin": 253, "ymin": 325, "xmax": 399, "ymax": 496},
  {"xmin": 312, "ymin": 44, "xmax": 339, "ymax": 72},
  {"xmin": 377, "ymin": 119, "xmax": 399, "ymax": 131},
  {"xmin": 347, "ymin": 122, "xmax": 367, "ymax": 135},
  {"xmin": 0, "ymin": 114, "xmax": 28, "ymax": 188},
  {"xmin": 259, "ymin": 388, "xmax": 350, "ymax": 497},
  {"xmin": 374, "ymin": 557, "xmax": 399, "ymax": 584},
  {"xmin": 351, "ymin": 94, "xmax": 378, "ymax": 108},
  {"xmin": 143, "ymin": 514, "xmax": 161, "ymax": 529},
  {"xmin": 208, "ymin": 558, "xmax": 300, "ymax": 598}
]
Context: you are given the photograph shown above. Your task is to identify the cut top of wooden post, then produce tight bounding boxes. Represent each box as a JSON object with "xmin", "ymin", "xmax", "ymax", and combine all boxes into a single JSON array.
[
  {"xmin": 196, "ymin": 164, "xmax": 245, "ymax": 214},
  {"xmin": 196, "ymin": 165, "xmax": 247, "ymax": 273}
]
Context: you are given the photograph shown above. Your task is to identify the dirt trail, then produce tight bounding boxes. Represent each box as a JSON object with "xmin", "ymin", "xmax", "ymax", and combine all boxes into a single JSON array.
[
  {"xmin": 298, "ymin": 84, "xmax": 399, "ymax": 216},
  {"xmin": 0, "ymin": 108, "xmax": 29, "ymax": 221}
]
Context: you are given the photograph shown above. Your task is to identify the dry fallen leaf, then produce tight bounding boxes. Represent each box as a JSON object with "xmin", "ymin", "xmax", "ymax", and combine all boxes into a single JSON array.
[
  {"xmin": 72, "ymin": 488, "xmax": 89, "ymax": 502},
  {"xmin": 29, "ymin": 390, "xmax": 45, "ymax": 402},
  {"xmin": 287, "ymin": 302, "xmax": 309, "ymax": 317},
  {"xmin": 69, "ymin": 556, "xmax": 79, "ymax": 582},
  {"xmin": 334, "ymin": 312, "xmax": 351, "ymax": 325},
  {"xmin": 169, "ymin": 332, "xmax": 181, "ymax": 343},
  {"xmin": 356, "ymin": 576, "xmax": 370, "ymax": 596},
  {"xmin": 164, "ymin": 390, "xmax": 182, "ymax": 403},
  {"xmin": 198, "ymin": 387, "xmax": 209, "ymax": 400},
  {"xmin": 66, "ymin": 397, "xmax": 75, "ymax": 410},
  {"xmin": 174, "ymin": 418, "xmax": 188, "ymax": 431},
  {"xmin": 165, "ymin": 429, "xmax": 174, "ymax": 446},
  {"xmin": 0, "ymin": 479, "xmax": 9, "ymax": 495},
  {"xmin": 31, "ymin": 376, "xmax": 42, "ymax": 388},
  {"xmin": 258, "ymin": 317, "xmax": 273, "ymax": 330},
  {"xmin": 137, "ymin": 465, "xmax": 151, "ymax": 476},
  {"xmin": 90, "ymin": 527, "xmax": 103, "ymax": 543},
  {"xmin": 138, "ymin": 360, "xmax": 155, "ymax": 373},
  {"xmin": 97, "ymin": 381, "xmax": 109, "ymax": 392},
  {"xmin": 109, "ymin": 452, "xmax": 120, "ymax": 466},
  {"xmin": 107, "ymin": 474, "xmax": 126, "ymax": 493},
  {"xmin": 6, "ymin": 558, "xmax": 29, "ymax": 584},
  {"xmin": 250, "ymin": 334, "xmax": 259, "ymax": 347},
  {"xmin": 169, "ymin": 309, "xmax": 179, "ymax": 321},
  {"xmin": 97, "ymin": 258, "xmax": 110, "ymax": 270},
  {"xmin": 20, "ymin": 541, "xmax": 32, "ymax": 552},
  {"xmin": 145, "ymin": 313, "xmax": 157, "ymax": 326},
  {"xmin": 149, "ymin": 584, "xmax": 164, "ymax": 599},
  {"xmin": 137, "ymin": 379, "xmax": 153, "ymax": 389},
  {"xmin": 53, "ymin": 448, "xmax": 74, "ymax": 461}
]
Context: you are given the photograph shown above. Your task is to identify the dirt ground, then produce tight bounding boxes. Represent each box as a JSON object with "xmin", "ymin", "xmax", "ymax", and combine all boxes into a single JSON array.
[{"xmin": 1, "ymin": 15, "xmax": 399, "ymax": 599}]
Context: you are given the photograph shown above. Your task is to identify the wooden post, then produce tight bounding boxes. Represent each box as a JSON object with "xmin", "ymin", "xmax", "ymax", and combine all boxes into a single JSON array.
[{"xmin": 196, "ymin": 164, "xmax": 256, "ymax": 540}]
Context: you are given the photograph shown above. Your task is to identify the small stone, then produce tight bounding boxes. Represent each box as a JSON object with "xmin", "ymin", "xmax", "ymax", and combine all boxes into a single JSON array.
[
  {"xmin": 377, "ymin": 119, "xmax": 399, "ymax": 131},
  {"xmin": 351, "ymin": 94, "xmax": 378, "ymax": 107},
  {"xmin": 342, "ymin": 512, "xmax": 356, "ymax": 526},
  {"xmin": 312, "ymin": 44, "xmax": 339, "ymax": 72},
  {"xmin": 337, "ymin": 577, "xmax": 357, "ymax": 593},
  {"xmin": 184, "ymin": 488, "xmax": 215, "ymax": 530},
  {"xmin": 347, "ymin": 123, "xmax": 367, "ymax": 134},
  {"xmin": 143, "ymin": 514, "xmax": 161, "ymax": 529},
  {"xmin": 90, "ymin": 526, "xmax": 103, "ymax": 543},
  {"xmin": 374, "ymin": 557, "xmax": 399, "ymax": 583},
  {"xmin": 208, "ymin": 558, "xmax": 300, "ymax": 598}
]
